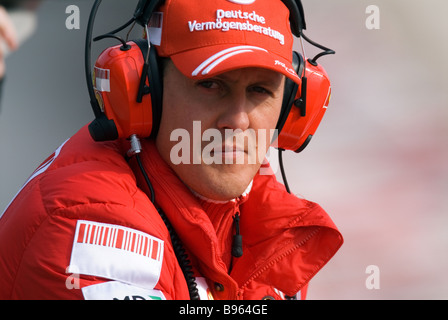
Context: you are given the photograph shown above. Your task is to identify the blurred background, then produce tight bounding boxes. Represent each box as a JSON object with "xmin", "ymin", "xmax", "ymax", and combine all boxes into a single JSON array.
[{"xmin": 0, "ymin": 0, "xmax": 447, "ymax": 299}]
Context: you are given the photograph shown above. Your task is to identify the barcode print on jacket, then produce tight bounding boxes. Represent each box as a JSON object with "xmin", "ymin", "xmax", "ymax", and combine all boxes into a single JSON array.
[{"xmin": 76, "ymin": 221, "xmax": 162, "ymax": 262}]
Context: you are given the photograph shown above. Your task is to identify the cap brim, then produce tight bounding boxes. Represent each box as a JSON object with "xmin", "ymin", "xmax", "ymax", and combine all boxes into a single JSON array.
[{"xmin": 169, "ymin": 44, "xmax": 301, "ymax": 85}]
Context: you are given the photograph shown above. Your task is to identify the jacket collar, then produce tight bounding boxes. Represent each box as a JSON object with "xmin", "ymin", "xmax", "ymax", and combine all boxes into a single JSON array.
[{"xmin": 188, "ymin": 180, "xmax": 252, "ymax": 205}]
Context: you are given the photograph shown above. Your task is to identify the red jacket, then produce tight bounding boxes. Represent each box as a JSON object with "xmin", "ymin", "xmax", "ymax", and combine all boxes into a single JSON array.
[{"xmin": 0, "ymin": 126, "xmax": 342, "ymax": 300}]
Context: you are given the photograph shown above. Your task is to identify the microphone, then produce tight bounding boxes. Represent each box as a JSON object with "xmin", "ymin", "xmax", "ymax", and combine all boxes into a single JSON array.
[{"xmin": 232, "ymin": 214, "xmax": 243, "ymax": 258}]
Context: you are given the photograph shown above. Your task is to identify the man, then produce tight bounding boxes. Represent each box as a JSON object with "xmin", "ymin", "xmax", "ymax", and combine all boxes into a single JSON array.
[{"xmin": 0, "ymin": 0, "xmax": 342, "ymax": 300}]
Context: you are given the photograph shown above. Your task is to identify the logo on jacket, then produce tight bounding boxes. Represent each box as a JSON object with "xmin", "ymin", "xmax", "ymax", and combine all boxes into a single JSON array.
[
  {"xmin": 67, "ymin": 220, "xmax": 164, "ymax": 290},
  {"xmin": 81, "ymin": 281, "xmax": 166, "ymax": 300}
]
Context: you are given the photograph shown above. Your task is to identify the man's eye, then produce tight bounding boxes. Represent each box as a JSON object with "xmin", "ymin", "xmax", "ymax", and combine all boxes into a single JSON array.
[
  {"xmin": 197, "ymin": 80, "xmax": 219, "ymax": 89},
  {"xmin": 249, "ymin": 86, "xmax": 272, "ymax": 95}
]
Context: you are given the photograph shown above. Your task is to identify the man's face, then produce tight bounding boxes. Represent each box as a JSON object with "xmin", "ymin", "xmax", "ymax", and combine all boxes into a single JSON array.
[{"xmin": 156, "ymin": 60, "xmax": 285, "ymax": 201}]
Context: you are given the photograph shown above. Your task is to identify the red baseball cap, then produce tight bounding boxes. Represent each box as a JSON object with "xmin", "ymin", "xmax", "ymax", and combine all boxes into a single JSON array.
[{"xmin": 148, "ymin": 0, "xmax": 301, "ymax": 84}]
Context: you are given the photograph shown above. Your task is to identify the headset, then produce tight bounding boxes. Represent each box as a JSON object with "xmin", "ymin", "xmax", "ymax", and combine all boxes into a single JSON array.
[{"xmin": 86, "ymin": 0, "xmax": 334, "ymax": 153}]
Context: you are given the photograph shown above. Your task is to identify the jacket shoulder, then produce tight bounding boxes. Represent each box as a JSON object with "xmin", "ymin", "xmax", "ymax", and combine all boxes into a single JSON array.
[
  {"xmin": 234, "ymin": 169, "xmax": 343, "ymax": 299},
  {"xmin": 44, "ymin": 126, "xmax": 137, "ymax": 209}
]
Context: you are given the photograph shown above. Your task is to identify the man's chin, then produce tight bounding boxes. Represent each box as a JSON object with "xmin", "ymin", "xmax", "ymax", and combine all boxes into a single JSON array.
[{"xmin": 190, "ymin": 174, "xmax": 253, "ymax": 202}]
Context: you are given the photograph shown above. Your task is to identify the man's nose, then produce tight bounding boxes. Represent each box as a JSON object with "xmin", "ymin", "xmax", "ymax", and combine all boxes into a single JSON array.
[{"xmin": 216, "ymin": 91, "xmax": 250, "ymax": 131}]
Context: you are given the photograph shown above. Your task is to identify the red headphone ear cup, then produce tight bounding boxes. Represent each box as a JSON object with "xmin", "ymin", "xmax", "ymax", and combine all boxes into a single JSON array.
[
  {"xmin": 92, "ymin": 41, "xmax": 154, "ymax": 140},
  {"xmin": 276, "ymin": 60, "xmax": 331, "ymax": 152},
  {"xmin": 276, "ymin": 51, "xmax": 303, "ymax": 136}
]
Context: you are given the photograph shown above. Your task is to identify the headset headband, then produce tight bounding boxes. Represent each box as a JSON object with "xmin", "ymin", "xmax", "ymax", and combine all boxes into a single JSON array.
[
  {"xmin": 86, "ymin": 0, "xmax": 334, "ymax": 144},
  {"xmin": 133, "ymin": 0, "xmax": 305, "ymax": 35}
]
